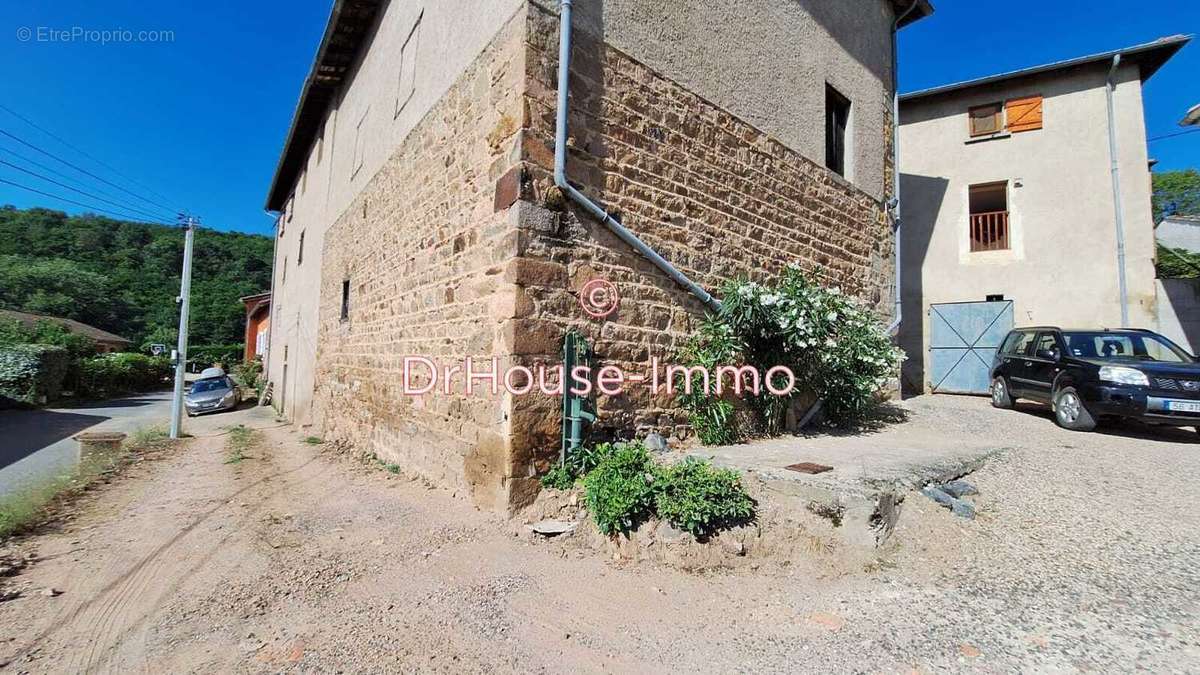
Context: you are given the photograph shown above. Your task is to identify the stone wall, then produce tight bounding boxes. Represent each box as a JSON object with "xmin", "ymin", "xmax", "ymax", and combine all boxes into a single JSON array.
[
  {"xmin": 310, "ymin": 3, "xmax": 897, "ymax": 513},
  {"xmin": 506, "ymin": 6, "xmax": 895, "ymax": 461},
  {"xmin": 311, "ymin": 10, "xmax": 535, "ymax": 511}
]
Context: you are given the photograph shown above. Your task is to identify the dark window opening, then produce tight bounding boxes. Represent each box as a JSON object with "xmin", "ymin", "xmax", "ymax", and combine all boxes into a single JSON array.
[
  {"xmin": 298, "ymin": 230, "xmax": 306, "ymax": 266},
  {"xmin": 340, "ymin": 279, "xmax": 350, "ymax": 321},
  {"xmin": 985, "ymin": 294, "xmax": 1005, "ymax": 302},
  {"xmin": 825, "ymin": 84, "xmax": 850, "ymax": 177},
  {"xmin": 969, "ymin": 182, "xmax": 1009, "ymax": 252}
]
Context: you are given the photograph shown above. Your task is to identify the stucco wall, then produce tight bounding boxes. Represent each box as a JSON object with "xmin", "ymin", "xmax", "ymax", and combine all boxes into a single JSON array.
[
  {"xmin": 898, "ymin": 62, "xmax": 1158, "ymax": 393},
  {"xmin": 535, "ymin": 0, "xmax": 897, "ymax": 200}
]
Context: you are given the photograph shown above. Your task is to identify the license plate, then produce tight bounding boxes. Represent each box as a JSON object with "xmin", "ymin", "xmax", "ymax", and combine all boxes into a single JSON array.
[{"xmin": 1166, "ymin": 400, "xmax": 1200, "ymax": 413}]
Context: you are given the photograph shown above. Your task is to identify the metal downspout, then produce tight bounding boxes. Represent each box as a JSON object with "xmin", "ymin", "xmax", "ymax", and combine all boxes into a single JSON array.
[
  {"xmin": 886, "ymin": 0, "xmax": 920, "ymax": 335},
  {"xmin": 1106, "ymin": 54, "xmax": 1130, "ymax": 327},
  {"xmin": 554, "ymin": 0, "xmax": 721, "ymax": 313}
]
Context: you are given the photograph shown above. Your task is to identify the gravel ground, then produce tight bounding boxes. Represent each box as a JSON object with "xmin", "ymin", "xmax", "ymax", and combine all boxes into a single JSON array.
[{"xmin": 0, "ymin": 395, "xmax": 1197, "ymax": 672}]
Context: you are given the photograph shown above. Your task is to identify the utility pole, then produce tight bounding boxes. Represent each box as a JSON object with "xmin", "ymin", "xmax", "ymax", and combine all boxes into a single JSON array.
[{"xmin": 169, "ymin": 214, "xmax": 197, "ymax": 439}]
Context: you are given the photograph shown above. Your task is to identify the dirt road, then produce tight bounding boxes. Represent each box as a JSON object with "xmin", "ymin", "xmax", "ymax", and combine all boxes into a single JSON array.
[{"xmin": 1, "ymin": 398, "xmax": 1197, "ymax": 672}]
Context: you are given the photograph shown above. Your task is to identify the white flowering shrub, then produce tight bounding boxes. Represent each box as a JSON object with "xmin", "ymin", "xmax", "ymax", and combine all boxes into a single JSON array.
[{"xmin": 679, "ymin": 266, "xmax": 904, "ymax": 441}]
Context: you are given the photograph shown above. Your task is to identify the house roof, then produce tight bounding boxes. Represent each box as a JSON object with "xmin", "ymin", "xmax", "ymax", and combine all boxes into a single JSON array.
[
  {"xmin": 265, "ymin": 0, "xmax": 385, "ymax": 212},
  {"xmin": 1183, "ymin": 103, "xmax": 1200, "ymax": 126},
  {"xmin": 264, "ymin": 0, "xmax": 934, "ymax": 211},
  {"xmin": 901, "ymin": 34, "xmax": 1192, "ymax": 103},
  {"xmin": 0, "ymin": 309, "xmax": 132, "ymax": 345}
]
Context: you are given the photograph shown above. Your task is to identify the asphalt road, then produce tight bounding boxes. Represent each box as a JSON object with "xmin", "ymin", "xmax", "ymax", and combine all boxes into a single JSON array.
[{"xmin": 0, "ymin": 391, "xmax": 174, "ymax": 496}]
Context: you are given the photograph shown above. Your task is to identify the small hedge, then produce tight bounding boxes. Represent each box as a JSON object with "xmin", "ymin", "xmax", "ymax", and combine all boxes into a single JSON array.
[
  {"xmin": 561, "ymin": 441, "xmax": 756, "ymax": 537},
  {"xmin": 79, "ymin": 353, "xmax": 172, "ymax": 397},
  {"xmin": 0, "ymin": 344, "xmax": 69, "ymax": 407}
]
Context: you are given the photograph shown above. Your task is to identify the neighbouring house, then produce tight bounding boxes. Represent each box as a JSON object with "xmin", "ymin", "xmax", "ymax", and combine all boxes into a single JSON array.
[
  {"xmin": 240, "ymin": 292, "xmax": 271, "ymax": 362},
  {"xmin": 264, "ymin": 0, "xmax": 932, "ymax": 512},
  {"xmin": 1156, "ymin": 214, "xmax": 1200, "ymax": 254},
  {"xmin": 0, "ymin": 309, "xmax": 132, "ymax": 353},
  {"xmin": 897, "ymin": 36, "xmax": 1190, "ymax": 395},
  {"xmin": 1182, "ymin": 102, "xmax": 1200, "ymax": 126}
]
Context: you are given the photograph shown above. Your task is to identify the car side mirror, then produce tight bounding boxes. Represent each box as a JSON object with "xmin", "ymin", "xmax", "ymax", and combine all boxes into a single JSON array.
[{"xmin": 1037, "ymin": 347, "xmax": 1060, "ymax": 361}]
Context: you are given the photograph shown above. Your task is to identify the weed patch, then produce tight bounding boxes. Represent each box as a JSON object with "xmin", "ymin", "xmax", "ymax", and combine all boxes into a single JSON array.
[
  {"xmin": 223, "ymin": 425, "xmax": 257, "ymax": 464},
  {"xmin": 0, "ymin": 425, "xmax": 173, "ymax": 539}
]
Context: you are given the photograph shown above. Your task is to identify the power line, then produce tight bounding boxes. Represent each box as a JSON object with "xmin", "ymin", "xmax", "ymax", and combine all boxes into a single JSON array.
[
  {"xmin": 0, "ymin": 176, "xmax": 174, "ymax": 226},
  {"xmin": 0, "ymin": 127, "xmax": 178, "ymax": 215},
  {"xmin": 0, "ymin": 103, "xmax": 182, "ymax": 211},
  {"xmin": 0, "ymin": 145, "xmax": 141, "ymax": 211},
  {"xmin": 1149, "ymin": 127, "xmax": 1200, "ymax": 143},
  {"xmin": 0, "ymin": 158, "xmax": 176, "ymax": 224}
]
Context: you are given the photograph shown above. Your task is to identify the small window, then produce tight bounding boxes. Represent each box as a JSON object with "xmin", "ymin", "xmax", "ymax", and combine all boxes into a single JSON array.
[
  {"xmin": 825, "ymin": 84, "xmax": 851, "ymax": 177},
  {"xmin": 395, "ymin": 13, "xmax": 422, "ymax": 117},
  {"xmin": 340, "ymin": 279, "xmax": 350, "ymax": 321},
  {"xmin": 282, "ymin": 256, "xmax": 287, "ymax": 283},
  {"xmin": 969, "ymin": 103, "xmax": 1003, "ymax": 137},
  {"xmin": 352, "ymin": 108, "xmax": 369, "ymax": 178},
  {"xmin": 298, "ymin": 230, "xmax": 305, "ymax": 266},
  {"xmin": 968, "ymin": 181, "xmax": 1009, "ymax": 252}
]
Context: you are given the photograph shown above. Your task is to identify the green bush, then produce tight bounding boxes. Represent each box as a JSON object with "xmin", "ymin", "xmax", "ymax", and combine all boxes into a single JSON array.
[
  {"xmin": 231, "ymin": 359, "xmax": 263, "ymax": 397},
  {"xmin": 679, "ymin": 266, "xmax": 904, "ymax": 440},
  {"xmin": 188, "ymin": 343, "xmax": 243, "ymax": 370},
  {"xmin": 654, "ymin": 458, "xmax": 755, "ymax": 537},
  {"xmin": 540, "ymin": 463, "xmax": 576, "ymax": 490},
  {"xmin": 582, "ymin": 442, "xmax": 660, "ymax": 535},
  {"xmin": 0, "ymin": 344, "xmax": 69, "ymax": 406},
  {"xmin": 79, "ymin": 352, "xmax": 172, "ymax": 397}
]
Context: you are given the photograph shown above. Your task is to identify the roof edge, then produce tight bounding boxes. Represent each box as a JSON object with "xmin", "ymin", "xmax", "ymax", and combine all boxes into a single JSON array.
[{"xmin": 901, "ymin": 34, "xmax": 1192, "ymax": 103}]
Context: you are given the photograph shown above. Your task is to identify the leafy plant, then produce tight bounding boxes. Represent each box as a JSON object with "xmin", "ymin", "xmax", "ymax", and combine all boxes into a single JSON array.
[
  {"xmin": 540, "ymin": 463, "xmax": 576, "ymax": 490},
  {"xmin": 678, "ymin": 266, "xmax": 903, "ymax": 440},
  {"xmin": 582, "ymin": 442, "xmax": 659, "ymax": 535},
  {"xmin": 0, "ymin": 344, "xmax": 70, "ymax": 407},
  {"xmin": 1156, "ymin": 243, "xmax": 1200, "ymax": 279},
  {"xmin": 654, "ymin": 458, "xmax": 754, "ymax": 537},
  {"xmin": 1153, "ymin": 169, "xmax": 1200, "ymax": 223}
]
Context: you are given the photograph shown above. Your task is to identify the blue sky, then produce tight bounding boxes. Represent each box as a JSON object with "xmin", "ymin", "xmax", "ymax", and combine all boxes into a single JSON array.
[{"xmin": 0, "ymin": 1, "xmax": 1195, "ymax": 236}]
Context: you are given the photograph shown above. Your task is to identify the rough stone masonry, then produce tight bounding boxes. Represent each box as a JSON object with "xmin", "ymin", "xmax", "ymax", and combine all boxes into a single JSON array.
[{"xmin": 312, "ymin": 3, "xmax": 896, "ymax": 514}]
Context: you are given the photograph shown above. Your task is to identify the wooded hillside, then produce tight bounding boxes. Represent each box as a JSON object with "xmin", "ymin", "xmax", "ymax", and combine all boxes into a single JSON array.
[{"xmin": 0, "ymin": 206, "xmax": 273, "ymax": 348}]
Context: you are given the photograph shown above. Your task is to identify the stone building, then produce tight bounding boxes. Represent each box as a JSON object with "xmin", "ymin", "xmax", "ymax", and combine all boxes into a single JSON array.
[{"xmin": 263, "ymin": 0, "xmax": 932, "ymax": 512}]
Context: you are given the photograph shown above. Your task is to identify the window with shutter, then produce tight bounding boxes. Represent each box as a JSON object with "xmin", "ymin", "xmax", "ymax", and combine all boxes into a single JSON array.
[
  {"xmin": 969, "ymin": 103, "xmax": 1003, "ymax": 137},
  {"xmin": 1006, "ymin": 95, "xmax": 1043, "ymax": 133}
]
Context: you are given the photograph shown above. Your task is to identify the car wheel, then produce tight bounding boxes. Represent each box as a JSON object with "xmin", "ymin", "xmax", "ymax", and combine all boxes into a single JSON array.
[
  {"xmin": 990, "ymin": 376, "xmax": 1014, "ymax": 409},
  {"xmin": 1053, "ymin": 386, "xmax": 1096, "ymax": 431}
]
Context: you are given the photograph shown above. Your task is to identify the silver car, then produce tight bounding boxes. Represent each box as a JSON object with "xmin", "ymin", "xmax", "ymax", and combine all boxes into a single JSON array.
[{"xmin": 185, "ymin": 376, "xmax": 242, "ymax": 416}]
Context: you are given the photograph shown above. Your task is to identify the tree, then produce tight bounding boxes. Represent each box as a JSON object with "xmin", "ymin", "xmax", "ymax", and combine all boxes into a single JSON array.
[
  {"xmin": 1153, "ymin": 169, "xmax": 1200, "ymax": 223},
  {"xmin": 0, "ymin": 206, "xmax": 273, "ymax": 347}
]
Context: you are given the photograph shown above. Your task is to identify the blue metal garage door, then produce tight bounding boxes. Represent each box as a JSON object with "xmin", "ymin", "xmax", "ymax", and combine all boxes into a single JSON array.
[{"xmin": 929, "ymin": 301, "xmax": 1014, "ymax": 394}]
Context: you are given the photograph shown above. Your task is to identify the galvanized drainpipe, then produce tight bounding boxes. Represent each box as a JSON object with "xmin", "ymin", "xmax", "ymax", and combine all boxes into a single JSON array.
[
  {"xmin": 554, "ymin": 0, "xmax": 721, "ymax": 313},
  {"xmin": 1105, "ymin": 54, "xmax": 1131, "ymax": 327},
  {"xmin": 885, "ymin": 0, "xmax": 920, "ymax": 335}
]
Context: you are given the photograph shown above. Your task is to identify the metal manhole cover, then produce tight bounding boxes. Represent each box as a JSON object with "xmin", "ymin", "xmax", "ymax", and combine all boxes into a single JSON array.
[{"xmin": 785, "ymin": 462, "xmax": 833, "ymax": 474}]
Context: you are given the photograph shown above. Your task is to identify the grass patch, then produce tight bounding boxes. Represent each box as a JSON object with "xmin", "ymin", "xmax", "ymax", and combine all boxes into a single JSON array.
[
  {"xmin": 0, "ymin": 425, "xmax": 173, "ymax": 539},
  {"xmin": 223, "ymin": 425, "xmax": 257, "ymax": 464},
  {"xmin": 302, "ymin": 436, "xmax": 324, "ymax": 445}
]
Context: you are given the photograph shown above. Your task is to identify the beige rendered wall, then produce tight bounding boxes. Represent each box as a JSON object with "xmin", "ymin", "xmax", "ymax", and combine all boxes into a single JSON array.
[
  {"xmin": 897, "ymin": 62, "xmax": 1157, "ymax": 392},
  {"xmin": 542, "ymin": 0, "xmax": 898, "ymax": 200},
  {"xmin": 266, "ymin": 0, "xmax": 527, "ymax": 428}
]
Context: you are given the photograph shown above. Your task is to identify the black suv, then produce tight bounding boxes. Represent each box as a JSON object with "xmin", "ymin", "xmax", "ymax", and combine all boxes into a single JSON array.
[{"xmin": 990, "ymin": 327, "xmax": 1200, "ymax": 432}]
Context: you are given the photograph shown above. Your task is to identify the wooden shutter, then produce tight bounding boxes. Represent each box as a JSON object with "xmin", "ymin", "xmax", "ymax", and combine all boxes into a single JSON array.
[{"xmin": 1006, "ymin": 95, "xmax": 1043, "ymax": 132}]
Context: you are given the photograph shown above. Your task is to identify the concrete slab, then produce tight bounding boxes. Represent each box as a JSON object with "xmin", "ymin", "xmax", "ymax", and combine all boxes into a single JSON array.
[{"xmin": 686, "ymin": 401, "xmax": 1008, "ymax": 547}]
